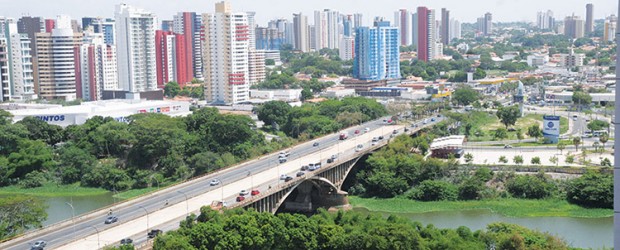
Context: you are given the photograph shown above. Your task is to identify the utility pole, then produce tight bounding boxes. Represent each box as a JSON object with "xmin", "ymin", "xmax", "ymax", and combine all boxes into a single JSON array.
[{"xmin": 613, "ymin": 1, "xmax": 620, "ymax": 249}]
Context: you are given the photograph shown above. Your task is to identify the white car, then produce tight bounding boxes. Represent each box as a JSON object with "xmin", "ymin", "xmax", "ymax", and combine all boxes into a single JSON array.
[
  {"xmin": 209, "ymin": 179, "xmax": 220, "ymax": 186},
  {"xmin": 280, "ymin": 174, "xmax": 288, "ymax": 180},
  {"xmin": 364, "ymin": 127, "xmax": 370, "ymax": 133},
  {"xmin": 239, "ymin": 190, "xmax": 250, "ymax": 196},
  {"xmin": 33, "ymin": 241, "xmax": 47, "ymax": 248},
  {"xmin": 355, "ymin": 144, "xmax": 363, "ymax": 152}
]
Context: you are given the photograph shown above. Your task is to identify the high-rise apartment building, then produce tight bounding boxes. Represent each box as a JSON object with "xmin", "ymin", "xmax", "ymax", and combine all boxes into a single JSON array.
[
  {"xmin": 256, "ymin": 27, "xmax": 286, "ymax": 50},
  {"xmin": 477, "ymin": 12, "xmax": 493, "ymax": 36},
  {"xmin": 0, "ymin": 40, "xmax": 8, "ymax": 101},
  {"xmin": 173, "ymin": 12, "xmax": 203, "ymax": 81},
  {"xmin": 35, "ymin": 15, "xmax": 82, "ymax": 100},
  {"xmin": 604, "ymin": 15, "xmax": 617, "ymax": 43},
  {"xmin": 564, "ymin": 14, "xmax": 585, "ymax": 39},
  {"xmin": 441, "ymin": 8, "xmax": 450, "ymax": 45},
  {"xmin": 115, "ymin": 4, "xmax": 157, "ymax": 93},
  {"xmin": 394, "ymin": 9, "xmax": 412, "ymax": 46},
  {"xmin": 44, "ymin": 19, "xmax": 55, "ymax": 33},
  {"xmin": 339, "ymin": 36, "xmax": 354, "ymax": 60},
  {"xmin": 353, "ymin": 13, "xmax": 363, "ymax": 29},
  {"xmin": 314, "ymin": 9, "xmax": 342, "ymax": 49},
  {"xmin": 585, "ymin": 3, "xmax": 594, "ymax": 36},
  {"xmin": 82, "ymin": 17, "xmax": 115, "ymax": 45},
  {"xmin": 537, "ymin": 10, "xmax": 555, "ymax": 30},
  {"xmin": 449, "ymin": 19, "xmax": 461, "ymax": 41},
  {"xmin": 354, "ymin": 19, "xmax": 400, "ymax": 81},
  {"xmin": 248, "ymin": 49, "xmax": 265, "ymax": 85},
  {"xmin": 343, "ymin": 15, "xmax": 353, "ymax": 37},
  {"xmin": 417, "ymin": 7, "xmax": 436, "ymax": 62},
  {"xmin": 268, "ymin": 19, "xmax": 293, "ymax": 46},
  {"xmin": 0, "ymin": 18, "xmax": 36, "ymax": 101},
  {"xmin": 161, "ymin": 20, "xmax": 174, "ymax": 31},
  {"xmin": 293, "ymin": 13, "xmax": 309, "ymax": 52},
  {"xmin": 76, "ymin": 32, "xmax": 119, "ymax": 101},
  {"xmin": 154, "ymin": 30, "xmax": 189, "ymax": 88},
  {"xmin": 202, "ymin": 1, "xmax": 250, "ymax": 105}
]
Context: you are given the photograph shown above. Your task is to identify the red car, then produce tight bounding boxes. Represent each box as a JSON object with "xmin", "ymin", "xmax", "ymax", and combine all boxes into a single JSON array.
[
  {"xmin": 236, "ymin": 196, "xmax": 245, "ymax": 202},
  {"xmin": 354, "ymin": 130, "xmax": 360, "ymax": 134},
  {"xmin": 251, "ymin": 190, "xmax": 260, "ymax": 196}
]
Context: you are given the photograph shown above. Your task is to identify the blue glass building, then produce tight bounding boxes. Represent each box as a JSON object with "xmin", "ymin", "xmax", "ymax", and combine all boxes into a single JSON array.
[{"xmin": 353, "ymin": 20, "xmax": 400, "ymax": 81}]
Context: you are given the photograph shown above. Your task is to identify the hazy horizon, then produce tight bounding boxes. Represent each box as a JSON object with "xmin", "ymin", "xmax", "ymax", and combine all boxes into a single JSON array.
[{"xmin": 0, "ymin": 0, "xmax": 616, "ymax": 26}]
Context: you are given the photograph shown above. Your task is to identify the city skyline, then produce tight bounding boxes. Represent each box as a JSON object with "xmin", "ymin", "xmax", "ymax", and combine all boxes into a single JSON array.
[{"xmin": 1, "ymin": 0, "xmax": 616, "ymax": 26}]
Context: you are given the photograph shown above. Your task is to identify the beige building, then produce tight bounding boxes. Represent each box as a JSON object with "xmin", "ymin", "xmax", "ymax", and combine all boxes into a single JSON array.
[{"xmin": 35, "ymin": 15, "xmax": 82, "ymax": 100}]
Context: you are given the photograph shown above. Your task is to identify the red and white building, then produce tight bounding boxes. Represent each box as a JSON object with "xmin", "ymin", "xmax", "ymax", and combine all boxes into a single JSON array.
[
  {"xmin": 75, "ymin": 32, "xmax": 119, "ymax": 101},
  {"xmin": 155, "ymin": 30, "xmax": 190, "ymax": 88},
  {"xmin": 202, "ymin": 1, "xmax": 250, "ymax": 105}
]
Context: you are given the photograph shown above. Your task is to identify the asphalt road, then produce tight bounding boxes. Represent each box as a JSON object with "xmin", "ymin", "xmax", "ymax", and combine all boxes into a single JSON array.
[{"xmin": 2, "ymin": 115, "xmax": 442, "ymax": 250}]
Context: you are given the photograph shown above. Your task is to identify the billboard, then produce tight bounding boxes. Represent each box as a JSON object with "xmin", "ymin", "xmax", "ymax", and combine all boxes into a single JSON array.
[{"xmin": 542, "ymin": 115, "xmax": 560, "ymax": 143}]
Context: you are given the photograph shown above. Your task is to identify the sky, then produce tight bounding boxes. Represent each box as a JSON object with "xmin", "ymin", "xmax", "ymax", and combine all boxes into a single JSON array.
[{"xmin": 0, "ymin": 0, "xmax": 617, "ymax": 26}]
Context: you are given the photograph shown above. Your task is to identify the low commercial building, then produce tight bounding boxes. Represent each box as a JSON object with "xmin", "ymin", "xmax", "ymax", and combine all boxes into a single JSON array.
[
  {"xmin": 323, "ymin": 87, "xmax": 356, "ymax": 98},
  {"xmin": 544, "ymin": 91, "xmax": 614, "ymax": 105},
  {"xmin": 430, "ymin": 135, "xmax": 466, "ymax": 158},
  {"xmin": 6, "ymin": 99, "xmax": 190, "ymax": 127},
  {"xmin": 249, "ymin": 89, "xmax": 302, "ymax": 102}
]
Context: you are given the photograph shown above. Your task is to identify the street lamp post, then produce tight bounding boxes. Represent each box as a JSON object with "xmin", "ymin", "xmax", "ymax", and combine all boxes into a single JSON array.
[
  {"xmin": 65, "ymin": 202, "xmax": 75, "ymax": 240},
  {"xmin": 177, "ymin": 191, "xmax": 189, "ymax": 216},
  {"xmin": 89, "ymin": 225, "xmax": 100, "ymax": 249},
  {"xmin": 138, "ymin": 206, "xmax": 149, "ymax": 233}
]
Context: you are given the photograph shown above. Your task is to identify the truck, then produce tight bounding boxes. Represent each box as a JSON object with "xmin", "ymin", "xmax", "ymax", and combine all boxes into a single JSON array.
[{"xmin": 339, "ymin": 132, "xmax": 348, "ymax": 140}]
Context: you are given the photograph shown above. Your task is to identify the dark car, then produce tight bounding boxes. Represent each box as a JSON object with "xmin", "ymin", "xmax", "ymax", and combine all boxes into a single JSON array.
[
  {"xmin": 301, "ymin": 165, "xmax": 309, "ymax": 171},
  {"xmin": 104, "ymin": 216, "xmax": 118, "ymax": 224},
  {"xmin": 313, "ymin": 142, "xmax": 319, "ymax": 147},
  {"xmin": 296, "ymin": 171, "xmax": 305, "ymax": 177},
  {"xmin": 378, "ymin": 136, "xmax": 384, "ymax": 140},
  {"xmin": 327, "ymin": 158, "xmax": 333, "ymax": 163},
  {"xmin": 147, "ymin": 229, "xmax": 162, "ymax": 238},
  {"xmin": 236, "ymin": 196, "xmax": 246, "ymax": 202},
  {"xmin": 120, "ymin": 238, "xmax": 133, "ymax": 245},
  {"xmin": 31, "ymin": 241, "xmax": 46, "ymax": 250},
  {"xmin": 284, "ymin": 176, "xmax": 293, "ymax": 182}
]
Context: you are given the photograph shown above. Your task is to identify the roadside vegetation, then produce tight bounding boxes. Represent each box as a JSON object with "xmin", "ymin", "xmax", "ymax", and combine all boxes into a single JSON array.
[{"xmin": 344, "ymin": 133, "xmax": 613, "ymax": 217}]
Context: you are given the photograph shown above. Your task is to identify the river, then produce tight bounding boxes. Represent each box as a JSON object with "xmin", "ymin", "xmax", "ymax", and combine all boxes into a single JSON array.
[
  {"xmin": 353, "ymin": 207, "xmax": 612, "ymax": 249},
  {"xmin": 41, "ymin": 193, "xmax": 117, "ymax": 226}
]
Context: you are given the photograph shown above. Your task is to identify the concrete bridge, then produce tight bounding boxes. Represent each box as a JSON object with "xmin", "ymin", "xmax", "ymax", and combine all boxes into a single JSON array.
[{"xmin": 1, "ymin": 115, "xmax": 443, "ymax": 250}]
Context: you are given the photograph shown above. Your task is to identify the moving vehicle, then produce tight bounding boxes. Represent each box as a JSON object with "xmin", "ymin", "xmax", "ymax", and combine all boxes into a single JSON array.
[
  {"xmin": 284, "ymin": 176, "xmax": 293, "ymax": 182},
  {"xmin": 301, "ymin": 165, "xmax": 309, "ymax": 171},
  {"xmin": 32, "ymin": 241, "xmax": 46, "ymax": 249},
  {"xmin": 104, "ymin": 216, "xmax": 118, "ymax": 224},
  {"xmin": 354, "ymin": 130, "xmax": 360, "ymax": 135},
  {"xmin": 372, "ymin": 137, "xmax": 378, "ymax": 142},
  {"xmin": 296, "ymin": 171, "xmax": 305, "ymax": 177},
  {"xmin": 423, "ymin": 119, "xmax": 428, "ymax": 124},
  {"xmin": 120, "ymin": 238, "xmax": 133, "ymax": 245},
  {"xmin": 239, "ymin": 190, "xmax": 250, "ymax": 196},
  {"xmin": 209, "ymin": 179, "xmax": 220, "ymax": 186},
  {"xmin": 278, "ymin": 151, "xmax": 290, "ymax": 158},
  {"xmin": 504, "ymin": 145, "xmax": 513, "ymax": 149},
  {"xmin": 378, "ymin": 136, "xmax": 384, "ymax": 140},
  {"xmin": 251, "ymin": 190, "xmax": 260, "ymax": 196},
  {"xmin": 278, "ymin": 158, "xmax": 287, "ymax": 163},
  {"xmin": 355, "ymin": 144, "xmax": 363, "ymax": 152},
  {"xmin": 364, "ymin": 127, "xmax": 370, "ymax": 133},
  {"xmin": 236, "ymin": 196, "xmax": 246, "ymax": 202},
  {"xmin": 339, "ymin": 132, "xmax": 348, "ymax": 140},
  {"xmin": 313, "ymin": 142, "xmax": 319, "ymax": 147},
  {"xmin": 147, "ymin": 229, "xmax": 162, "ymax": 238},
  {"xmin": 392, "ymin": 129, "xmax": 398, "ymax": 134},
  {"xmin": 431, "ymin": 118, "xmax": 436, "ymax": 122}
]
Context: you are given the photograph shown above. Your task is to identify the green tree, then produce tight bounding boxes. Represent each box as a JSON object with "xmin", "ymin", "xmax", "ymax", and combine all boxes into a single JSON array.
[
  {"xmin": 265, "ymin": 59, "xmax": 275, "ymax": 65},
  {"xmin": 464, "ymin": 153, "xmax": 474, "ymax": 164},
  {"xmin": 458, "ymin": 177, "xmax": 486, "ymax": 200},
  {"xmin": 56, "ymin": 145, "xmax": 97, "ymax": 184},
  {"xmin": 0, "ymin": 196, "xmax": 47, "ymax": 240},
  {"xmin": 409, "ymin": 180, "xmax": 458, "ymax": 201},
  {"xmin": 572, "ymin": 91, "xmax": 592, "ymax": 110},
  {"xmin": 6, "ymin": 140, "xmax": 55, "ymax": 182},
  {"xmin": 527, "ymin": 125, "xmax": 543, "ymax": 140},
  {"xmin": 257, "ymin": 101, "xmax": 292, "ymax": 128},
  {"xmin": 515, "ymin": 128, "xmax": 523, "ymax": 143},
  {"xmin": 565, "ymin": 154, "xmax": 575, "ymax": 164},
  {"xmin": 16, "ymin": 117, "xmax": 64, "ymax": 145},
  {"xmin": 128, "ymin": 113, "xmax": 189, "ymax": 168},
  {"xmin": 494, "ymin": 128, "xmax": 508, "ymax": 140},
  {"xmin": 566, "ymin": 171, "xmax": 612, "ymax": 208},
  {"xmin": 499, "ymin": 156, "xmax": 508, "ymax": 163},
  {"xmin": 473, "ymin": 68, "xmax": 487, "ymax": 79},
  {"xmin": 496, "ymin": 105, "xmax": 520, "ymax": 129},
  {"xmin": 513, "ymin": 155, "xmax": 524, "ymax": 165},
  {"xmin": 452, "ymin": 85, "xmax": 481, "ymax": 106},
  {"xmin": 599, "ymin": 134, "xmax": 609, "ymax": 150},
  {"xmin": 572, "ymin": 136, "xmax": 581, "ymax": 151},
  {"xmin": 587, "ymin": 120, "xmax": 609, "ymax": 132},
  {"xmin": 530, "ymin": 156, "xmax": 541, "ymax": 165},
  {"xmin": 301, "ymin": 88, "xmax": 313, "ymax": 101},
  {"xmin": 557, "ymin": 142, "xmax": 566, "ymax": 155},
  {"xmin": 506, "ymin": 174, "xmax": 555, "ymax": 199},
  {"xmin": 164, "ymin": 82, "xmax": 181, "ymax": 98}
]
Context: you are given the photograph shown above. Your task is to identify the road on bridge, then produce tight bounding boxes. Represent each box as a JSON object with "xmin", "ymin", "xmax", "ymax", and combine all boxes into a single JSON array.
[{"xmin": 1, "ymin": 115, "xmax": 443, "ymax": 250}]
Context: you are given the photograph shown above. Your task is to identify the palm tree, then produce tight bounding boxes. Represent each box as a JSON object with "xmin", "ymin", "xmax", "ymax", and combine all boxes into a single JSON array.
[
  {"xmin": 572, "ymin": 136, "xmax": 581, "ymax": 152},
  {"xmin": 599, "ymin": 134, "xmax": 609, "ymax": 151}
]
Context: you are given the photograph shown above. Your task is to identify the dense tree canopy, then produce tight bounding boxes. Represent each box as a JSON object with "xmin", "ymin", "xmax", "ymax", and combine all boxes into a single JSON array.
[
  {"xmin": 496, "ymin": 105, "xmax": 521, "ymax": 129},
  {"xmin": 150, "ymin": 208, "xmax": 569, "ymax": 250},
  {"xmin": 0, "ymin": 196, "xmax": 47, "ymax": 240},
  {"xmin": 452, "ymin": 85, "xmax": 482, "ymax": 106},
  {"xmin": 566, "ymin": 171, "xmax": 613, "ymax": 208}
]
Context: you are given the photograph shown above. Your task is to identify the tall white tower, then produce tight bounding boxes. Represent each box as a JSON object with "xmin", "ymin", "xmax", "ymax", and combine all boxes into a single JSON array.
[{"xmin": 115, "ymin": 4, "xmax": 157, "ymax": 93}]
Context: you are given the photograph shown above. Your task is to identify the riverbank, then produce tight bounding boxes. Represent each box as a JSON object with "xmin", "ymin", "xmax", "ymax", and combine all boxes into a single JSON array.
[
  {"xmin": 0, "ymin": 183, "xmax": 108, "ymax": 197},
  {"xmin": 349, "ymin": 196, "xmax": 612, "ymax": 218}
]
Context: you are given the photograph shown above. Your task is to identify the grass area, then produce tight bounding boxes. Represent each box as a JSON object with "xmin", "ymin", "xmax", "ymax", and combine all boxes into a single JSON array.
[
  {"xmin": 349, "ymin": 196, "xmax": 612, "ymax": 218},
  {"xmin": 468, "ymin": 112, "xmax": 569, "ymax": 142},
  {"xmin": 115, "ymin": 187, "xmax": 160, "ymax": 200},
  {"xmin": 485, "ymin": 70, "xmax": 508, "ymax": 76},
  {"xmin": 0, "ymin": 183, "xmax": 108, "ymax": 197}
]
